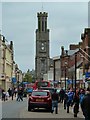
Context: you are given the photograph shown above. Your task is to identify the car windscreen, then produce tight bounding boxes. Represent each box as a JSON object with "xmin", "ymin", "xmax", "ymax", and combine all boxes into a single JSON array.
[
  {"xmin": 32, "ymin": 91, "xmax": 48, "ymax": 96},
  {"xmin": 40, "ymin": 88, "xmax": 55, "ymax": 93},
  {"xmin": 37, "ymin": 82, "xmax": 48, "ymax": 87}
]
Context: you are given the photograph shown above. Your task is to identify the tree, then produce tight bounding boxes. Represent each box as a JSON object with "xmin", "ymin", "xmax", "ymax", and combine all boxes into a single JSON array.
[{"xmin": 23, "ymin": 69, "xmax": 32, "ymax": 83}]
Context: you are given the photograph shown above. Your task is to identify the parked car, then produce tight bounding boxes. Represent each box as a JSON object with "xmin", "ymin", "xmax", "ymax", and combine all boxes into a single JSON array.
[{"xmin": 28, "ymin": 90, "xmax": 52, "ymax": 112}]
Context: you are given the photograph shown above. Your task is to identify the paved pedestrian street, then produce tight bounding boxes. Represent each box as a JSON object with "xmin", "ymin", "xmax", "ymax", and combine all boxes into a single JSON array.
[
  {"xmin": 1, "ymin": 97, "xmax": 85, "ymax": 119},
  {"xmin": 20, "ymin": 102, "xmax": 84, "ymax": 118}
]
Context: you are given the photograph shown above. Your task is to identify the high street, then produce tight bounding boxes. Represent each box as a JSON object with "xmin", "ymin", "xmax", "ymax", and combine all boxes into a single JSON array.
[
  {"xmin": 2, "ymin": 97, "xmax": 27, "ymax": 118},
  {"xmin": 1, "ymin": 97, "xmax": 84, "ymax": 119}
]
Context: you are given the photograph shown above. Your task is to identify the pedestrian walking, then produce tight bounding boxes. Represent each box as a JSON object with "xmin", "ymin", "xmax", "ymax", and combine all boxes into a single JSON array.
[
  {"xmin": 81, "ymin": 87, "xmax": 90, "ymax": 120},
  {"xmin": 63, "ymin": 90, "xmax": 68, "ymax": 109},
  {"xmin": 11, "ymin": 88, "xmax": 14, "ymax": 100},
  {"xmin": 17, "ymin": 87, "xmax": 23, "ymax": 102},
  {"xmin": 51, "ymin": 89, "xmax": 59, "ymax": 114},
  {"xmin": 8, "ymin": 88, "xmax": 12, "ymax": 97},
  {"xmin": 73, "ymin": 89, "xmax": 80, "ymax": 117},
  {"xmin": 14, "ymin": 87, "xmax": 17, "ymax": 97},
  {"xmin": 59, "ymin": 88, "xmax": 65, "ymax": 103},
  {"xmin": 67, "ymin": 89, "xmax": 74, "ymax": 113},
  {"xmin": 79, "ymin": 89, "xmax": 85, "ymax": 105},
  {"xmin": 5, "ymin": 91, "xmax": 9, "ymax": 100},
  {"xmin": 2, "ymin": 89, "xmax": 6, "ymax": 101}
]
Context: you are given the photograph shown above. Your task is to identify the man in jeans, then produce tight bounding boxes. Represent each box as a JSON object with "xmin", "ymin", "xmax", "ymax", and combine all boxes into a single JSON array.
[
  {"xmin": 81, "ymin": 87, "xmax": 90, "ymax": 120},
  {"xmin": 51, "ymin": 89, "xmax": 59, "ymax": 114},
  {"xmin": 67, "ymin": 89, "xmax": 74, "ymax": 113},
  {"xmin": 17, "ymin": 87, "xmax": 23, "ymax": 102}
]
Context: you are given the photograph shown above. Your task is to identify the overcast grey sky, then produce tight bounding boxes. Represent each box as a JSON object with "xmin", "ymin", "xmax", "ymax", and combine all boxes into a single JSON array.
[{"xmin": 0, "ymin": 1, "xmax": 88, "ymax": 72}]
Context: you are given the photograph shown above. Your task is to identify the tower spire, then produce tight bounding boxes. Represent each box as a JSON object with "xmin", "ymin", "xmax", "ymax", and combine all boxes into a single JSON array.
[{"xmin": 41, "ymin": 2, "xmax": 43, "ymax": 12}]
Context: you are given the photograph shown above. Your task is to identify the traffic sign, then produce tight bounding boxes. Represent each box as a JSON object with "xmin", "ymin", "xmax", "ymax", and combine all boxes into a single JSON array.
[
  {"xmin": 85, "ymin": 72, "xmax": 90, "ymax": 78},
  {"xmin": 12, "ymin": 77, "xmax": 17, "ymax": 83}
]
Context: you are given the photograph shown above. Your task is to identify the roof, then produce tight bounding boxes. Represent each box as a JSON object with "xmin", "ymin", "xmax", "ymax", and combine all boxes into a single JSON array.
[
  {"xmin": 66, "ymin": 49, "xmax": 79, "ymax": 56},
  {"xmin": 53, "ymin": 56, "xmax": 60, "ymax": 60}
]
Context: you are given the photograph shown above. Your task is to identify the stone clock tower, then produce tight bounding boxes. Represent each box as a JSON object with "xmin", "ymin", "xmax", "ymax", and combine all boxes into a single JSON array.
[{"xmin": 35, "ymin": 12, "xmax": 50, "ymax": 80}]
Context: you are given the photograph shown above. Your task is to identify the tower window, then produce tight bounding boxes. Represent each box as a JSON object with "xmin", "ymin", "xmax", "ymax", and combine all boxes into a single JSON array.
[
  {"xmin": 41, "ymin": 60, "xmax": 45, "ymax": 71},
  {"xmin": 45, "ymin": 21, "xmax": 47, "ymax": 31},
  {"xmin": 38, "ymin": 20, "xmax": 40, "ymax": 31},
  {"xmin": 42, "ymin": 21, "xmax": 44, "ymax": 31}
]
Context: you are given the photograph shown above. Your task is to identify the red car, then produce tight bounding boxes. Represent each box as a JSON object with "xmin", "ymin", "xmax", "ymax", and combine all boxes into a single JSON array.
[{"xmin": 28, "ymin": 90, "xmax": 52, "ymax": 112}]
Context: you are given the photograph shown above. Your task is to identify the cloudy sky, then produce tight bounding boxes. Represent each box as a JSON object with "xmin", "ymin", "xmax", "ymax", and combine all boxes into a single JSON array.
[{"xmin": 0, "ymin": 1, "xmax": 89, "ymax": 72}]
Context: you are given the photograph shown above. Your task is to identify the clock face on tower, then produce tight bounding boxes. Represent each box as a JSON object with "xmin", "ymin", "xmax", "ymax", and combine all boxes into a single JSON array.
[
  {"xmin": 41, "ymin": 46, "xmax": 45, "ymax": 50},
  {"xmin": 40, "ymin": 42, "xmax": 46, "ymax": 51}
]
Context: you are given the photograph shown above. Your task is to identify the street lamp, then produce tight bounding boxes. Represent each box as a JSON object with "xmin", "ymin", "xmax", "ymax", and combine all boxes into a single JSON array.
[
  {"xmin": 53, "ymin": 59, "xmax": 55, "ymax": 82},
  {"xmin": 72, "ymin": 74, "xmax": 73, "ymax": 89},
  {"xmin": 17, "ymin": 70, "xmax": 19, "ymax": 91},
  {"xmin": 64, "ymin": 61, "xmax": 67, "ymax": 91},
  {"xmin": 65, "ymin": 67, "xmax": 66, "ymax": 90},
  {"xmin": 75, "ymin": 52, "xmax": 77, "ymax": 98}
]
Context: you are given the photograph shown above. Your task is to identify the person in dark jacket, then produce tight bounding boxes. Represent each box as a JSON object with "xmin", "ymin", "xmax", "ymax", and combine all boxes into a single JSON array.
[
  {"xmin": 59, "ymin": 88, "xmax": 65, "ymax": 103},
  {"xmin": 2, "ymin": 89, "xmax": 6, "ymax": 101},
  {"xmin": 17, "ymin": 87, "xmax": 23, "ymax": 102},
  {"xmin": 73, "ymin": 89, "xmax": 80, "ymax": 117},
  {"xmin": 8, "ymin": 88, "xmax": 11, "ymax": 97},
  {"xmin": 81, "ymin": 87, "xmax": 90, "ymax": 120},
  {"xmin": 11, "ymin": 88, "xmax": 14, "ymax": 100},
  {"xmin": 64, "ymin": 90, "xmax": 68, "ymax": 109},
  {"xmin": 51, "ymin": 89, "xmax": 59, "ymax": 114}
]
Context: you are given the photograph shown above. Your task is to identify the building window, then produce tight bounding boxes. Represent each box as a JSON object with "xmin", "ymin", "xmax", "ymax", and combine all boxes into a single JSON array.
[
  {"xmin": 38, "ymin": 18, "xmax": 40, "ymax": 31},
  {"xmin": 42, "ymin": 21, "xmax": 44, "ymax": 31},
  {"xmin": 41, "ymin": 59, "xmax": 45, "ymax": 71},
  {"xmin": 45, "ymin": 21, "xmax": 47, "ymax": 31}
]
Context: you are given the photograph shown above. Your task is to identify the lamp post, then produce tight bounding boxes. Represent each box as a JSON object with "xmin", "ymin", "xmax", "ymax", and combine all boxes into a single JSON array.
[
  {"xmin": 75, "ymin": 52, "xmax": 77, "ymax": 98},
  {"xmin": 65, "ymin": 67, "xmax": 66, "ymax": 90},
  {"xmin": 72, "ymin": 74, "xmax": 73, "ymax": 89},
  {"xmin": 64, "ymin": 61, "xmax": 67, "ymax": 91},
  {"xmin": 53, "ymin": 59, "xmax": 55, "ymax": 82},
  {"xmin": 17, "ymin": 70, "xmax": 19, "ymax": 91}
]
